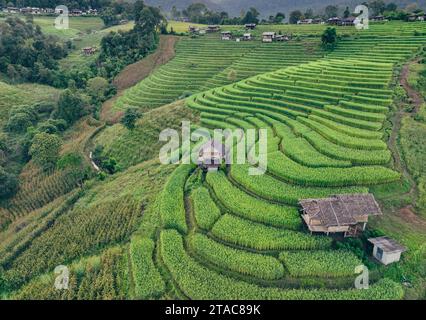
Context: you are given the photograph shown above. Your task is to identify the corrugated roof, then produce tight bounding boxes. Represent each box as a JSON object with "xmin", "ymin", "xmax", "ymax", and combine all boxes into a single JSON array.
[
  {"xmin": 368, "ymin": 236, "xmax": 407, "ymax": 253},
  {"xmin": 299, "ymin": 194, "xmax": 382, "ymax": 227}
]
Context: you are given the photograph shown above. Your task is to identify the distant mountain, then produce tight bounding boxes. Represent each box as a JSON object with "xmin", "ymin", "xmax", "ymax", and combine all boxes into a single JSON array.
[{"xmin": 144, "ymin": 0, "xmax": 426, "ymax": 17}]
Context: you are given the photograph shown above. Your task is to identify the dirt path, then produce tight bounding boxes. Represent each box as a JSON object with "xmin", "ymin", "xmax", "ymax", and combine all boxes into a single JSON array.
[
  {"xmin": 388, "ymin": 58, "xmax": 425, "ymax": 218},
  {"xmin": 400, "ymin": 58, "xmax": 424, "ymax": 114},
  {"xmin": 100, "ymin": 35, "xmax": 179, "ymax": 123}
]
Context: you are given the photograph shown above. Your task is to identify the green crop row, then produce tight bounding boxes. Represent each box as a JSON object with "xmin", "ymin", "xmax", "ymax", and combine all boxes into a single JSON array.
[
  {"xmin": 188, "ymin": 233, "xmax": 285, "ymax": 280},
  {"xmin": 211, "ymin": 214, "xmax": 331, "ymax": 251},
  {"xmin": 279, "ymin": 250, "xmax": 361, "ymax": 278},
  {"xmin": 190, "ymin": 187, "xmax": 222, "ymax": 231},
  {"xmin": 160, "ymin": 165, "xmax": 194, "ymax": 234},
  {"xmin": 130, "ymin": 237, "xmax": 165, "ymax": 299},
  {"xmin": 206, "ymin": 172, "xmax": 301, "ymax": 229},
  {"xmin": 160, "ymin": 229, "xmax": 403, "ymax": 300},
  {"xmin": 229, "ymin": 164, "xmax": 368, "ymax": 205},
  {"xmin": 297, "ymin": 117, "xmax": 386, "ymax": 150},
  {"xmin": 267, "ymin": 151, "xmax": 400, "ymax": 187}
]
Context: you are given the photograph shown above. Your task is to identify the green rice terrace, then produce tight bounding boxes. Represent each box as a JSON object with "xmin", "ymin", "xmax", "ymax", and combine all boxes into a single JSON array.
[{"xmin": 1, "ymin": 18, "xmax": 426, "ymax": 301}]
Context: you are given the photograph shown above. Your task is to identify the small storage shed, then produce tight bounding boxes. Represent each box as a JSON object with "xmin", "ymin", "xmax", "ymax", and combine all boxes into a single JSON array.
[
  {"xmin": 368, "ymin": 237, "xmax": 407, "ymax": 265},
  {"xmin": 299, "ymin": 194, "xmax": 382, "ymax": 237},
  {"xmin": 221, "ymin": 31, "xmax": 232, "ymax": 40},
  {"xmin": 245, "ymin": 23, "xmax": 256, "ymax": 30},
  {"xmin": 262, "ymin": 32, "xmax": 276, "ymax": 43},
  {"xmin": 197, "ymin": 140, "xmax": 225, "ymax": 172}
]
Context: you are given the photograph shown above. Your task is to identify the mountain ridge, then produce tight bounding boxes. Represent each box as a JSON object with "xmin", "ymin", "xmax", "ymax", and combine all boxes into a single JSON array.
[{"xmin": 144, "ymin": 0, "xmax": 426, "ymax": 17}]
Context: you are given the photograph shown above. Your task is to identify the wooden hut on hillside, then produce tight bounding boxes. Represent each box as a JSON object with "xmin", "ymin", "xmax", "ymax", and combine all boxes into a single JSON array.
[
  {"xmin": 82, "ymin": 47, "xmax": 96, "ymax": 55},
  {"xmin": 197, "ymin": 140, "xmax": 226, "ymax": 172},
  {"xmin": 299, "ymin": 194, "xmax": 382, "ymax": 237}
]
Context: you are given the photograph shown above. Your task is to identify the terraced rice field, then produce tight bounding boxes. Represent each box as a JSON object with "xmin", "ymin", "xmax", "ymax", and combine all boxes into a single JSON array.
[
  {"xmin": 150, "ymin": 22, "xmax": 426, "ymax": 300},
  {"xmin": 115, "ymin": 22, "xmax": 426, "ymax": 114}
]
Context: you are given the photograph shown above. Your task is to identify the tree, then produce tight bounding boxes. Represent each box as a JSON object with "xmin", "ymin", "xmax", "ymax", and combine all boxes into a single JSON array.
[
  {"xmin": 55, "ymin": 89, "xmax": 85, "ymax": 126},
  {"xmin": 369, "ymin": 0, "xmax": 386, "ymax": 16},
  {"xmin": 29, "ymin": 133, "xmax": 62, "ymax": 170},
  {"xmin": 304, "ymin": 9, "xmax": 314, "ymax": 19},
  {"xmin": 274, "ymin": 12, "xmax": 286, "ymax": 24},
  {"xmin": 185, "ymin": 2, "xmax": 208, "ymax": 23},
  {"xmin": 242, "ymin": 7, "xmax": 260, "ymax": 24},
  {"xmin": 6, "ymin": 112, "xmax": 33, "ymax": 133},
  {"xmin": 171, "ymin": 6, "xmax": 181, "ymax": 19},
  {"xmin": 289, "ymin": 10, "xmax": 303, "ymax": 24},
  {"xmin": 386, "ymin": 3, "xmax": 398, "ymax": 12},
  {"xmin": 121, "ymin": 107, "xmax": 141, "ymax": 130},
  {"xmin": 100, "ymin": 7, "xmax": 119, "ymax": 27},
  {"xmin": 0, "ymin": 166, "xmax": 18, "ymax": 199},
  {"xmin": 321, "ymin": 27, "xmax": 338, "ymax": 50},
  {"xmin": 325, "ymin": 5, "xmax": 339, "ymax": 19},
  {"xmin": 344, "ymin": 7, "xmax": 351, "ymax": 18},
  {"xmin": 87, "ymin": 77, "xmax": 109, "ymax": 101}
]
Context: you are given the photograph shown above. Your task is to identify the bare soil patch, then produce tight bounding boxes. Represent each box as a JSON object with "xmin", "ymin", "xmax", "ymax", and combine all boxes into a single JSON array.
[{"xmin": 100, "ymin": 35, "xmax": 179, "ymax": 123}]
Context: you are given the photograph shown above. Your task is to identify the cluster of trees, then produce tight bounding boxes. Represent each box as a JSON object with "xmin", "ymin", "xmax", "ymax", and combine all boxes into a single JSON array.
[
  {"xmin": 0, "ymin": 17, "xmax": 69, "ymax": 86},
  {"xmin": 98, "ymin": 0, "xmax": 165, "ymax": 79},
  {"xmin": 0, "ymin": 0, "xmax": 111, "ymax": 10},
  {"xmin": 170, "ymin": 3, "xmax": 261, "ymax": 25},
  {"xmin": 99, "ymin": 1, "xmax": 134, "ymax": 27},
  {"xmin": 0, "ymin": 87, "xmax": 99, "ymax": 200}
]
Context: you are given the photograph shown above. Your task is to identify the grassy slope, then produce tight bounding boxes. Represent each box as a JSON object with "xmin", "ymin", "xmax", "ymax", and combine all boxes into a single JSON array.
[{"xmin": 0, "ymin": 82, "xmax": 60, "ymax": 127}]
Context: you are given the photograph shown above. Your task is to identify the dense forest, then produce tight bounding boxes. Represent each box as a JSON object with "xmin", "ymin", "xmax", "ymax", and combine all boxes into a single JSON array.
[
  {"xmin": 0, "ymin": 0, "xmax": 164, "ymax": 201},
  {"xmin": 0, "ymin": 17, "xmax": 68, "ymax": 86}
]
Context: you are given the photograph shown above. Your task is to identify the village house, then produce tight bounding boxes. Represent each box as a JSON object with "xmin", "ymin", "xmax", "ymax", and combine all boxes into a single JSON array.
[
  {"xmin": 206, "ymin": 25, "xmax": 220, "ymax": 33},
  {"xmin": 298, "ymin": 18, "xmax": 313, "ymax": 25},
  {"xmin": 221, "ymin": 31, "xmax": 232, "ymax": 40},
  {"xmin": 327, "ymin": 17, "xmax": 342, "ymax": 25},
  {"xmin": 55, "ymin": 7, "xmax": 65, "ymax": 14},
  {"xmin": 3, "ymin": 7, "xmax": 20, "ymax": 14},
  {"xmin": 368, "ymin": 237, "xmax": 407, "ymax": 265},
  {"xmin": 82, "ymin": 47, "xmax": 96, "ymax": 56},
  {"xmin": 70, "ymin": 9, "xmax": 83, "ymax": 16},
  {"xmin": 188, "ymin": 25, "xmax": 197, "ymax": 33},
  {"xmin": 341, "ymin": 16, "xmax": 356, "ymax": 26},
  {"xmin": 275, "ymin": 34, "xmax": 290, "ymax": 41},
  {"xmin": 262, "ymin": 32, "xmax": 276, "ymax": 43},
  {"xmin": 371, "ymin": 15, "xmax": 385, "ymax": 22},
  {"xmin": 242, "ymin": 33, "xmax": 252, "ymax": 41},
  {"xmin": 197, "ymin": 140, "xmax": 226, "ymax": 172},
  {"xmin": 20, "ymin": 7, "xmax": 41, "ymax": 14},
  {"xmin": 244, "ymin": 23, "xmax": 256, "ymax": 30},
  {"xmin": 299, "ymin": 194, "xmax": 382, "ymax": 237}
]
